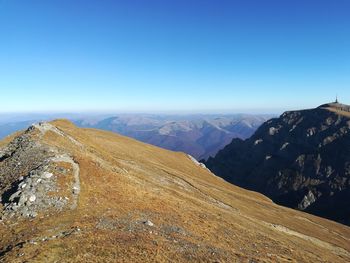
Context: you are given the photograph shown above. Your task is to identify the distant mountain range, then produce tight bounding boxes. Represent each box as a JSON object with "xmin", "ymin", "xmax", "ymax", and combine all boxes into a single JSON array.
[
  {"xmin": 0, "ymin": 114, "xmax": 272, "ymax": 160},
  {"xmin": 0, "ymin": 120, "xmax": 36, "ymax": 139},
  {"xmin": 205, "ymin": 102, "xmax": 350, "ymax": 225},
  {"xmin": 74, "ymin": 114, "xmax": 273, "ymax": 160}
]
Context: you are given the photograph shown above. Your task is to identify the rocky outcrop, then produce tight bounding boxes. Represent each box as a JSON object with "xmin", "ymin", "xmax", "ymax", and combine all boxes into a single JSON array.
[
  {"xmin": 0, "ymin": 123, "xmax": 80, "ymax": 220},
  {"xmin": 205, "ymin": 103, "xmax": 350, "ymax": 225}
]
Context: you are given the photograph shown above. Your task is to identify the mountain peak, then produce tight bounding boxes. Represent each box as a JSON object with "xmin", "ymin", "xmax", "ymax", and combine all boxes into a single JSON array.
[
  {"xmin": 206, "ymin": 103, "xmax": 350, "ymax": 226},
  {"xmin": 318, "ymin": 101, "xmax": 350, "ymax": 113}
]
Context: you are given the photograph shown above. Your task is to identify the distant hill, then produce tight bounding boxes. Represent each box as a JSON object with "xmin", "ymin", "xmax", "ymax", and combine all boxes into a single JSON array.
[
  {"xmin": 0, "ymin": 120, "xmax": 349, "ymax": 262},
  {"xmin": 0, "ymin": 120, "xmax": 36, "ymax": 139},
  {"xmin": 205, "ymin": 102, "xmax": 350, "ymax": 225},
  {"xmin": 74, "ymin": 114, "xmax": 272, "ymax": 160}
]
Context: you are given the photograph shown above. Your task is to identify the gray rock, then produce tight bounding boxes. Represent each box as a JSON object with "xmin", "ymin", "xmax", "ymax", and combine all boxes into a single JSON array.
[
  {"xmin": 298, "ymin": 190, "xmax": 316, "ymax": 210},
  {"xmin": 143, "ymin": 220, "xmax": 154, "ymax": 227},
  {"xmin": 29, "ymin": 195, "xmax": 36, "ymax": 202}
]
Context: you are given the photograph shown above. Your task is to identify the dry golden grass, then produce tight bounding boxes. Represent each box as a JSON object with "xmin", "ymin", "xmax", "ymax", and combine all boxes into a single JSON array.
[
  {"xmin": 0, "ymin": 119, "xmax": 349, "ymax": 262},
  {"xmin": 326, "ymin": 107, "xmax": 350, "ymax": 118}
]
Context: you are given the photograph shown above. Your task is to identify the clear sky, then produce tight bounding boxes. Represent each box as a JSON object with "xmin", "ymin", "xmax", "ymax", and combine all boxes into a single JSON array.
[{"xmin": 0, "ymin": 0, "xmax": 349, "ymax": 113}]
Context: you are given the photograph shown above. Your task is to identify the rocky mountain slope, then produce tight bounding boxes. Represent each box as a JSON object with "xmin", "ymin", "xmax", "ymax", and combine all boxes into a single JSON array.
[
  {"xmin": 0, "ymin": 120, "xmax": 349, "ymax": 262},
  {"xmin": 205, "ymin": 102, "xmax": 350, "ymax": 226}
]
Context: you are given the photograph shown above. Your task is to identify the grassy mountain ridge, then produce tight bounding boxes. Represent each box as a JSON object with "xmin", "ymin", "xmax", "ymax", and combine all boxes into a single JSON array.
[{"xmin": 0, "ymin": 119, "xmax": 349, "ymax": 262}]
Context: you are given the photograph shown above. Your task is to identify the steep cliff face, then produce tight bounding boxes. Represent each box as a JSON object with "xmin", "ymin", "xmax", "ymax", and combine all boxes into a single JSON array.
[
  {"xmin": 205, "ymin": 103, "xmax": 350, "ymax": 225},
  {"xmin": 1, "ymin": 120, "xmax": 349, "ymax": 262}
]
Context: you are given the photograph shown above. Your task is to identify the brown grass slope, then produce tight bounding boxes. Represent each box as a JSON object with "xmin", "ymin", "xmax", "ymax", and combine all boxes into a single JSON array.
[{"xmin": 0, "ymin": 119, "xmax": 349, "ymax": 262}]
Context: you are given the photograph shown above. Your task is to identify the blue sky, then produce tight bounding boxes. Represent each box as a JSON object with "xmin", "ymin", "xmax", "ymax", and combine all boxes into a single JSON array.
[{"xmin": 0, "ymin": 0, "xmax": 349, "ymax": 113}]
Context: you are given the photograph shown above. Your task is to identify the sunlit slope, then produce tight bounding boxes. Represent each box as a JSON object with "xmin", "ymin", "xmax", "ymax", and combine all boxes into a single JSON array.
[{"xmin": 0, "ymin": 119, "xmax": 349, "ymax": 262}]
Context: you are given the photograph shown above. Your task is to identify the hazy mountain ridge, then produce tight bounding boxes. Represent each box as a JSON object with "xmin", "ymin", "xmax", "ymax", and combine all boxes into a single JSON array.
[
  {"xmin": 0, "ymin": 114, "xmax": 272, "ymax": 160},
  {"xmin": 74, "ymin": 114, "xmax": 272, "ymax": 160},
  {"xmin": 205, "ymin": 102, "xmax": 350, "ymax": 225},
  {"xmin": 0, "ymin": 120, "xmax": 36, "ymax": 139}
]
